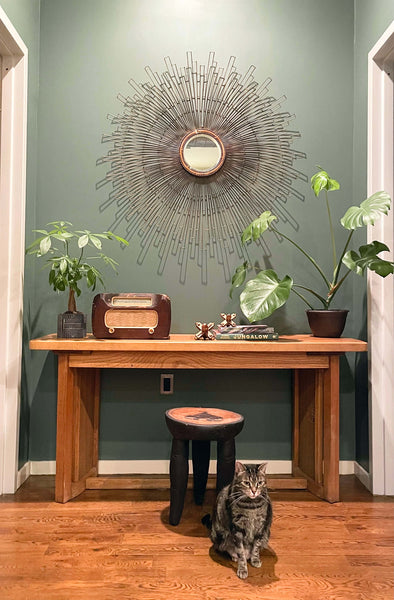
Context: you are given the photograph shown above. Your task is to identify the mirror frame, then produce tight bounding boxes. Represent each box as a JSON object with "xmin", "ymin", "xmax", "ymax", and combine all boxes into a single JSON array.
[{"xmin": 179, "ymin": 129, "xmax": 226, "ymax": 177}]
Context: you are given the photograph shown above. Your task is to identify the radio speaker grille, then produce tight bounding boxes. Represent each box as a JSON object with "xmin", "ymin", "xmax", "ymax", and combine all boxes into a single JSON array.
[{"xmin": 104, "ymin": 309, "xmax": 159, "ymax": 329}]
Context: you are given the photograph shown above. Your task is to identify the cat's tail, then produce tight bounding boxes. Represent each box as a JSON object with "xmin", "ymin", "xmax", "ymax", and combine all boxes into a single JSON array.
[{"xmin": 201, "ymin": 513, "xmax": 212, "ymax": 530}]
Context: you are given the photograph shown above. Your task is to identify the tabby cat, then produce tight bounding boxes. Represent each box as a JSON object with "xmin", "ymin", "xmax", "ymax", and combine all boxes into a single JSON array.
[{"xmin": 205, "ymin": 461, "xmax": 272, "ymax": 579}]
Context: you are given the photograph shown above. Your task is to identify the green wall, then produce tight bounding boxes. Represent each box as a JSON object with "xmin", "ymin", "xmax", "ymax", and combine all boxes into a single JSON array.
[
  {"xmin": 27, "ymin": 0, "xmax": 358, "ymax": 464},
  {"xmin": 14, "ymin": 0, "xmax": 384, "ymax": 466},
  {"xmin": 353, "ymin": 0, "xmax": 394, "ymax": 472},
  {"xmin": 0, "ymin": 0, "xmax": 40, "ymax": 468}
]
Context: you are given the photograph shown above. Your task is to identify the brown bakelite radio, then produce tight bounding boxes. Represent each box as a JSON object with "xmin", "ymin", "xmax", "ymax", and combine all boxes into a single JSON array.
[{"xmin": 92, "ymin": 293, "xmax": 171, "ymax": 339}]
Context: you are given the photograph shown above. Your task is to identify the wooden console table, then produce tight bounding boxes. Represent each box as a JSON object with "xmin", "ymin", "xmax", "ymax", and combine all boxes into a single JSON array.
[{"xmin": 30, "ymin": 334, "xmax": 367, "ymax": 503}]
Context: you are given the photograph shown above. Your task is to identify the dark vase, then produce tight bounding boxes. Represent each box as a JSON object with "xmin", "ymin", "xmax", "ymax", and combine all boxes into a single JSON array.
[
  {"xmin": 306, "ymin": 309, "xmax": 349, "ymax": 338},
  {"xmin": 57, "ymin": 311, "xmax": 87, "ymax": 338}
]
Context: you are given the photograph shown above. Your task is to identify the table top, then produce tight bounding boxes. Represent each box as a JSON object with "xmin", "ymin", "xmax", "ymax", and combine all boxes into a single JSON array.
[{"xmin": 30, "ymin": 333, "xmax": 368, "ymax": 353}]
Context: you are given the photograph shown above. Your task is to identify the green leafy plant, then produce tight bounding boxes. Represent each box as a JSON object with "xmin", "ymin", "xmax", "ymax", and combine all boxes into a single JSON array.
[
  {"xmin": 230, "ymin": 169, "xmax": 393, "ymax": 323},
  {"xmin": 26, "ymin": 221, "xmax": 128, "ymax": 312}
]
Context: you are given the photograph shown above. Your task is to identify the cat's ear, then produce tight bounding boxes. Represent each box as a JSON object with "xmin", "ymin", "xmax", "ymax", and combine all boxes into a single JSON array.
[
  {"xmin": 258, "ymin": 462, "xmax": 268, "ymax": 475},
  {"xmin": 235, "ymin": 461, "xmax": 246, "ymax": 474}
]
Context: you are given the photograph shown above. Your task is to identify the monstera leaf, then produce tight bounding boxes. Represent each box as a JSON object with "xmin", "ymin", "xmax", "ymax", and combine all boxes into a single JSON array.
[
  {"xmin": 310, "ymin": 169, "xmax": 340, "ymax": 196},
  {"xmin": 240, "ymin": 269, "xmax": 293, "ymax": 322},
  {"xmin": 341, "ymin": 191, "xmax": 391, "ymax": 230},
  {"xmin": 229, "ymin": 261, "xmax": 248, "ymax": 298},
  {"xmin": 241, "ymin": 211, "xmax": 277, "ymax": 244},
  {"xmin": 342, "ymin": 241, "xmax": 394, "ymax": 277}
]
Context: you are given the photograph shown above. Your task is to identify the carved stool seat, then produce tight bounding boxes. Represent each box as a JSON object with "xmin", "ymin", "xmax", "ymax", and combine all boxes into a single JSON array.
[{"xmin": 165, "ymin": 407, "xmax": 244, "ymax": 525}]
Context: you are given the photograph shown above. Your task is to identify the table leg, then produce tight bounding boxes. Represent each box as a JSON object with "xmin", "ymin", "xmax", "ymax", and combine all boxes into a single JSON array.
[
  {"xmin": 216, "ymin": 438, "xmax": 236, "ymax": 494},
  {"xmin": 293, "ymin": 355, "xmax": 340, "ymax": 502},
  {"xmin": 169, "ymin": 439, "xmax": 189, "ymax": 526},
  {"xmin": 55, "ymin": 354, "xmax": 100, "ymax": 503},
  {"xmin": 192, "ymin": 440, "xmax": 211, "ymax": 505},
  {"xmin": 323, "ymin": 355, "xmax": 340, "ymax": 502}
]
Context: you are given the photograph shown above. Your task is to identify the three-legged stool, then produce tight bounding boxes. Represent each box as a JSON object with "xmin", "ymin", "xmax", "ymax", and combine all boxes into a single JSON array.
[{"xmin": 165, "ymin": 407, "xmax": 244, "ymax": 525}]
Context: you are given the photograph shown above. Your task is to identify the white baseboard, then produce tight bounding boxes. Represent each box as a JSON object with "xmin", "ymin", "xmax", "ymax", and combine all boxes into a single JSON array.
[
  {"xmin": 23, "ymin": 459, "xmax": 356, "ymax": 477},
  {"xmin": 354, "ymin": 461, "xmax": 372, "ymax": 491},
  {"xmin": 17, "ymin": 462, "xmax": 31, "ymax": 488},
  {"xmin": 30, "ymin": 460, "xmax": 56, "ymax": 475},
  {"xmin": 98, "ymin": 459, "xmax": 293, "ymax": 475},
  {"xmin": 339, "ymin": 460, "xmax": 356, "ymax": 475}
]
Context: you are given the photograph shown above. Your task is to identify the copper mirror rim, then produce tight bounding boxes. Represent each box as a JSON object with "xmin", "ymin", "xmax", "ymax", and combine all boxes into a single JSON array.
[{"xmin": 179, "ymin": 129, "xmax": 226, "ymax": 177}]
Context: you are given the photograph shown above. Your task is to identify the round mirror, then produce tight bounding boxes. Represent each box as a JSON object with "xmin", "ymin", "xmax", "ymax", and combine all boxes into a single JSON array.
[{"xmin": 180, "ymin": 129, "xmax": 225, "ymax": 177}]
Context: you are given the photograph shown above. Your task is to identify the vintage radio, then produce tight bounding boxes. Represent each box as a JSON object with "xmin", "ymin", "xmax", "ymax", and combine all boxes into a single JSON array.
[{"xmin": 92, "ymin": 293, "xmax": 171, "ymax": 339}]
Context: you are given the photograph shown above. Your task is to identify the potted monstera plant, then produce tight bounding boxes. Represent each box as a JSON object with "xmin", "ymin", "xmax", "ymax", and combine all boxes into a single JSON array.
[
  {"xmin": 26, "ymin": 221, "xmax": 128, "ymax": 338},
  {"xmin": 230, "ymin": 168, "xmax": 393, "ymax": 337}
]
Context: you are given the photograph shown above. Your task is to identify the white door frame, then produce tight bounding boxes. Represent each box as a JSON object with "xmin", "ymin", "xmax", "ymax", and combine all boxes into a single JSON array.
[
  {"xmin": 367, "ymin": 20, "xmax": 394, "ymax": 495},
  {"xmin": 0, "ymin": 8, "xmax": 28, "ymax": 495}
]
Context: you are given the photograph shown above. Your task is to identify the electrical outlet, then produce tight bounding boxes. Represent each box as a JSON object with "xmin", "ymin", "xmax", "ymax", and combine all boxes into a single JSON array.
[{"xmin": 160, "ymin": 374, "xmax": 174, "ymax": 395}]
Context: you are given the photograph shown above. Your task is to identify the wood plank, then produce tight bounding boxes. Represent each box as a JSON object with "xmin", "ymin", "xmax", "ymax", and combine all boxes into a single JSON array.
[
  {"xmin": 85, "ymin": 474, "xmax": 307, "ymax": 491},
  {"xmin": 70, "ymin": 468, "xmax": 98, "ymax": 499},
  {"xmin": 72, "ymin": 369, "xmax": 100, "ymax": 482},
  {"xmin": 296, "ymin": 370, "xmax": 318, "ymax": 481},
  {"xmin": 68, "ymin": 350, "xmax": 330, "ymax": 369},
  {"xmin": 92, "ymin": 369, "xmax": 100, "ymax": 469},
  {"xmin": 292, "ymin": 370, "xmax": 300, "ymax": 469},
  {"xmin": 293, "ymin": 465, "xmax": 327, "ymax": 500},
  {"xmin": 55, "ymin": 354, "xmax": 74, "ymax": 503},
  {"xmin": 0, "ymin": 476, "xmax": 392, "ymax": 600},
  {"xmin": 323, "ymin": 355, "xmax": 340, "ymax": 502},
  {"xmin": 30, "ymin": 333, "xmax": 368, "ymax": 353},
  {"xmin": 314, "ymin": 370, "xmax": 324, "ymax": 486}
]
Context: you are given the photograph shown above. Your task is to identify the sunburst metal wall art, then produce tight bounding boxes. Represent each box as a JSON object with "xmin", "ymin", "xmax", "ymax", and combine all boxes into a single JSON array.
[{"xmin": 97, "ymin": 52, "xmax": 306, "ymax": 283}]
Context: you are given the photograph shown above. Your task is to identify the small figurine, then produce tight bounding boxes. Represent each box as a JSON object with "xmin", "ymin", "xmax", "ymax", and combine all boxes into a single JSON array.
[
  {"xmin": 220, "ymin": 313, "xmax": 236, "ymax": 328},
  {"xmin": 195, "ymin": 321, "xmax": 215, "ymax": 340}
]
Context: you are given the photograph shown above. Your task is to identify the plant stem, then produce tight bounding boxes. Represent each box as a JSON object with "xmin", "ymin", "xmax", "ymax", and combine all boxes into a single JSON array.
[
  {"xmin": 293, "ymin": 284, "xmax": 329, "ymax": 308},
  {"xmin": 327, "ymin": 269, "xmax": 352, "ymax": 306},
  {"xmin": 78, "ymin": 247, "xmax": 84, "ymax": 266},
  {"xmin": 68, "ymin": 287, "xmax": 77, "ymax": 312},
  {"xmin": 325, "ymin": 189, "xmax": 337, "ymax": 271},
  {"xmin": 332, "ymin": 230, "xmax": 354, "ymax": 286},
  {"xmin": 291, "ymin": 288, "xmax": 314, "ymax": 310},
  {"xmin": 271, "ymin": 226, "xmax": 331, "ymax": 289}
]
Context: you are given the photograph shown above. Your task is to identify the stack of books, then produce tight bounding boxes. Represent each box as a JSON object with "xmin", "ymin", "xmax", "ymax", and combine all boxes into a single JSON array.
[{"xmin": 214, "ymin": 324, "xmax": 278, "ymax": 341}]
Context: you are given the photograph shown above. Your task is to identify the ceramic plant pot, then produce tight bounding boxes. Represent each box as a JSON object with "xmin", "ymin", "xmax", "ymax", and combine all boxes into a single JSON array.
[{"xmin": 306, "ymin": 309, "xmax": 349, "ymax": 338}]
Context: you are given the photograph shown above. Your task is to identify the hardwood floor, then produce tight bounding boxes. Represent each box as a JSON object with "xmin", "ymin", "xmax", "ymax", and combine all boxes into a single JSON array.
[{"xmin": 0, "ymin": 475, "xmax": 393, "ymax": 600}]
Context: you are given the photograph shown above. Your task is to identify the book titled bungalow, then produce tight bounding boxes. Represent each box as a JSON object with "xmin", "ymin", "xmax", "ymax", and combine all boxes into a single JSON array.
[{"xmin": 214, "ymin": 324, "xmax": 278, "ymax": 341}]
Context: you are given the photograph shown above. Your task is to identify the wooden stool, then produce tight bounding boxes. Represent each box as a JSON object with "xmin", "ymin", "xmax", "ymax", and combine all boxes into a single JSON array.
[{"xmin": 165, "ymin": 407, "xmax": 244, "ymax": 525}]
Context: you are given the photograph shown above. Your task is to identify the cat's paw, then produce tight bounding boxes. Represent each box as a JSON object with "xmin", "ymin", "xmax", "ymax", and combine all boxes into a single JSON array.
[
  {"xmin": 250, "ymin": 557, "xmax": 262, "ymax": 568},
  {"xmin": 230, "ymin": 553, "xmax": 238, "ymax": 562},
  {"xmin": 237, "ymin": 566, "xmax": 248, "ymax": 579}
]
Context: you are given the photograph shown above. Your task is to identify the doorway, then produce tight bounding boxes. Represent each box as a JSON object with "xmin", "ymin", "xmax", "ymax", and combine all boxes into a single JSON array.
[
  {"xmin": 0, "ymin": 8, "xmax": 28, "ymax": 495},
  {"xmin": 368, "ymin": 20, "xmax": 394, "ymax": 495}
]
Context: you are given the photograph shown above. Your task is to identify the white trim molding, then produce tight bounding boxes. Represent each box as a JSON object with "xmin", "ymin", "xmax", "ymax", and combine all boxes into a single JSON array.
[
  {"xmin": 97, "ymin": 459, "xmax": 293, "ymax": 475},
  {"xmin": 16, "ymin": 461, "xmax": 30, "ymax": 489},
  {"xmin": 368, "ymin": 20, "xmax": 394, "ymax": 496},
  {"xmin": 21, "ymin": 459, "xmax": 356, "ymax": 478},
  {"xmin": 354, "ymin": 461, "xmax": 372, "ymax": 492},
  {"xmin": 0, "ymin": 8, "xmax": 28, "ymax": 495}
]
